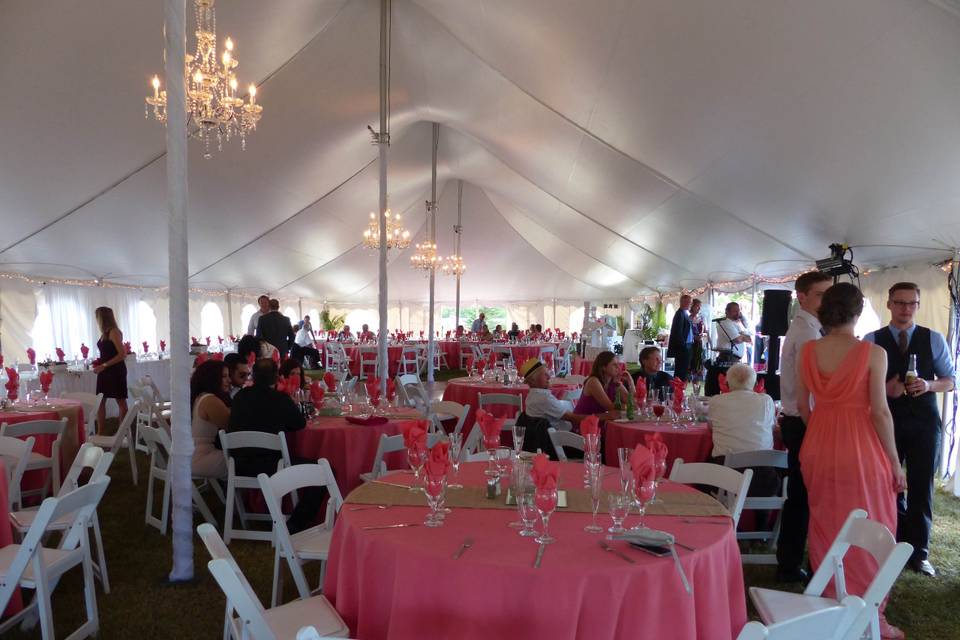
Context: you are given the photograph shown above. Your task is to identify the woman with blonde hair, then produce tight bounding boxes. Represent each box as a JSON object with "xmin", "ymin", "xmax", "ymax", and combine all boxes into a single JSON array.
[{"xmin": 93, "ymin": 306, "xmax": 129, "ymax": 434}]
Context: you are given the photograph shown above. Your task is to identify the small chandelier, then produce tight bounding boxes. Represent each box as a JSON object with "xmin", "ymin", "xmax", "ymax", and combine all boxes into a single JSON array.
[
  {"xmin": 441, "ymin": 254, "xmax": 466, "ymax": 277},
  {"xmin": 145, "ymin": 0, "xmax": 263, "ymax": 158},
  {"xmin": 410, "ymin": 240, "xmax": 439, "ymax": 272},
  {"xmin": 362, "ymin": 209, "xmax": 411, "ymax": 250}
]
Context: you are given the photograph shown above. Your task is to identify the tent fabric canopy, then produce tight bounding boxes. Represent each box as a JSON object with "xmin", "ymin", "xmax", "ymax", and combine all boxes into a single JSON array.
[{"xmin": 2, "ymin": 0, "xmax": 960, "ymax": 303}]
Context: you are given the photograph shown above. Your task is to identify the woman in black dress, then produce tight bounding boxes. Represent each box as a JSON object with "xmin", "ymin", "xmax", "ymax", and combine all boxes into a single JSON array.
[{"xmin": 93, "ymin": 306, "xmax": 128, "ymax": 434}]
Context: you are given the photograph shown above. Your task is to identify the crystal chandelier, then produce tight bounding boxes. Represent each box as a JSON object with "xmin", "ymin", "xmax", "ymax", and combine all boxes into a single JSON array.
[
  {"xmin": 441, "ymin": 254, "xmax": 466, "ymax": 277},
  {"xmin": 410, "ymin": 240, "xmax": 439, "ymax": 271},
  {"xmin": 145, "ymin": 0, "xmax": 263, "ymax": 158},
  {"xmin": 362, "ymin": 209, "xmax": 411, "ymax": 250}
]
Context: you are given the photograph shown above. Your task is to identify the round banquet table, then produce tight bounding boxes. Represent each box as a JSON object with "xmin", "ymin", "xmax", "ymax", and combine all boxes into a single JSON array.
[
  {"xmin": 317, "ymin": 343, "xmax": 406, "ymax": 377},
  {"xmin": 505, "ymin": 343, "xmax": 560, "ymax": 364},
  {"xmin": 441, "ymin": 377, "xmax": 581, "ymax": 433},
  {"xmin": 0, "ymin": 399, "xmax": 86, "ymax": 497},
  {"xmin": 0, "ymin": 460, "xmax": 23, "ymax": 618},
  {"xmin": 323, "ymin": 462, "xmax": 747, "ymax": 640},
  {"xmin": 604, "ymin": 420, "xmax": 712, "ymax": 473},
  {"xmin": 287, "ymin": 409, "xmax": 422, "ymax": 495}
]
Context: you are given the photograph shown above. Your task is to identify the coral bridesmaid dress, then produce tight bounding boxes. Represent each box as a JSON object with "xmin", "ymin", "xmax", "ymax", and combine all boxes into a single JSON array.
[{"xmin": 799, "ymin": 340, "xmax": 897, "ymax": 603}]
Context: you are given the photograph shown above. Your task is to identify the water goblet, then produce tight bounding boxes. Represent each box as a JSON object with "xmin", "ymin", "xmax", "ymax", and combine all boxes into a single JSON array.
[
  {"xmin": 447, "ymin": 432, "xmax": 464, "ymax": 489},
  {"xmin": 424, "ymin": 475, "xmax": 446, "ymax": 527},
  {"xmin": 407, "ymin": 445, "xmax": 427, "ymax": 492},
  {"xmin": 494, "ymin": 446, "xmax": 512, "ymax": 481},
  {"xmin": 607, "ymin": 493, "xmax": 630, "ymax": 537},
  {"xmin": 483, "ymin": 433, "xmax": 501, "ymax": 477},
  {"xmin": 534, "ymin": 486, "xmax": 559, "ymax": 545},
  {"xmin": 631, "ymin": 479, "xmax": 656, "ymax": 529},
  {"xmin": 517, "ymin": 492, "xmax": 539, "ymax": 537},
  {"xmin": 583, "ymin": 465, "xmax": 604, "ymax": 534},
  {"xmin": 511, "ymin": 424, "xmax": 526, "ymax": 456}
]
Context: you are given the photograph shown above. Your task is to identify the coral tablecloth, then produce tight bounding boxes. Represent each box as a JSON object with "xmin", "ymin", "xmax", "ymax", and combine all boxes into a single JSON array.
[
  {"xmin": 441, "ymin": 377, "xmax": 580, "ymax": 434},
  {"xmin": 0, "ymin": 399, "xmax": 86, "ymax": 495},
  {"xmin": 324, "ymin": 462, "xmax": 747, "ymax": 640},
  {"xmin": 604, "ymin": 420, "xmax": 713, "ymax": 474},
  {"xmin": 287, "ymin": 410, "xmax": 422, "ymax": 495},
  {"xmin": 0, "ymin": 461, "xmax": 23, "ymax": 618}
]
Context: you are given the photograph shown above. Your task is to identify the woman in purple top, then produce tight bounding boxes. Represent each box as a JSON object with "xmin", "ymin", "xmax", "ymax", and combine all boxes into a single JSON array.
[{"xmin": 573, "ymin": 351, "xmax": 634, "ymax": 421}]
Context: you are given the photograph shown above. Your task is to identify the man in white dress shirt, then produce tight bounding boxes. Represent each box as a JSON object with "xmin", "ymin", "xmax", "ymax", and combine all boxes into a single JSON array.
[
  {"xmin": 714, "ymin": 302, "xmax": 753, "ymax": 361},
  {"xmin": 246, "ymin": 295, "xmax": 270, "ymax": 336},
  {"xmin": 775, "ymin": 270, "xmax": 832, "ymax": 582}
]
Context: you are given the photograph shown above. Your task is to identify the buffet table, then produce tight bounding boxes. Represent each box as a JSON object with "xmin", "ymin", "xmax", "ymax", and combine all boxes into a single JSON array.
[{"xmin": 324, "ymin": 462, "xmax": 747, "ymax": 640}]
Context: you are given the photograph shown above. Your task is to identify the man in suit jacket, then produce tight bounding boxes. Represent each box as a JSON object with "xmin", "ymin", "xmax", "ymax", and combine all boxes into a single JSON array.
[
  {"xmin": 667, "ymin": 294, "xmax": 694, "ymax": 381},
  {"xmin": 256, "ymin": 298, "xmax": 295, "ymax": 358}
]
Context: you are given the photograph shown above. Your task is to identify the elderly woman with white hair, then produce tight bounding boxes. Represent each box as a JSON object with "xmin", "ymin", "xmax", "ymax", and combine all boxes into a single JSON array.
[{"xmin": 707, "ymin": 363, "xmax": 776, "ymax": 458}]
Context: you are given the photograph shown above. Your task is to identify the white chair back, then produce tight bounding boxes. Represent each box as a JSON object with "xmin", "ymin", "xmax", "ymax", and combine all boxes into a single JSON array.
[
  {"xmin": 60, "ymin": 443, "xmax": 113, "ymax": 496},
  {"xmin": 430, "ymin": 401, "xmax": 469, "ymax": 437},
  {"xmin": 723, "ymin": 449, "xmax": 789, "ymax": 564},
  {"xmin": 218, "ymin": 429, "xmax": 291, "ymax": 543},
  {"xmin": 0, "ymin": 434, "xmax": 36, "ymax": 510},
  {"xmin": 364, "ymin": 433, "xmax": 405, "ymax": 481},
  {"xmin": 669, "ymin": 458, "xmax": 753, "ymax": 526},
  {"xmin": 206, "ymin": 559, "xmax": 277, "ymax": 640},
  {"xmin": 477, "ymin": 393, "xmax": 523, "ymax": 417},
  {"xmin": 60, "ymin": 391, "xmax": 103, "ymax": 437},
  {"xmin": 547, "ymin": 428, "xmax": 584, "ymax": 463}
]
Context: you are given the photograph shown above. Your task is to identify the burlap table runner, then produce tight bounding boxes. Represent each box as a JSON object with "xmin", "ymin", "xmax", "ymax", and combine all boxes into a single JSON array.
[{"xmin": 345, "ymin": 477, "xmax": 729, "ymax": 518}]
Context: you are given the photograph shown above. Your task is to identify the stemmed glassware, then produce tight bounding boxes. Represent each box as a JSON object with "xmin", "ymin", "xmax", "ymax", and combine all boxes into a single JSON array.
[
  {"xmin": 509, "ymin": 458, "xmax": 532, "ymax": 530},
  {"xmin": 424, "ymin": 474, "xmax": 447, "ymax": 527},
  {"xmin": 483, "ymin": 432, "xmax": 501, "ymax": 477},
  {"xmin": 494, "ymin": 447, "xmax": 513, "ymax": 481},
  {"xmin": 407, "ymin": 445, "xmax": 427, "ymax": 492},
  {"xmin": 517, "ymin": 493, "xmax": 539, "ymax": 537},
  {"xmin": 447, "ymin": 432, "xmax": 464, "ymax": 489},
  {"xmin": 534, "ymin": 484, "xmax": 558, "ymax": 545},
  {"xmin": 617, "ymin": 447, "xmax": 633, "ymax": 494},
  {"xmin": 607, "ymin": 493, "xmax": 630, "ymax": 537},
  {"xmin": 583, "ymin": 463, "xmax": 604, "ymax": 534},
  {"xmin": 631, "ymin": 479, "xmax": 656, "ymax": 530},
  {"xmin": 650, "ymin": 456, "xmax": 667, "ymax": 504},
  {"xmin": 512, "ymin": 424, "xmax": 526, "ymax": 457}
]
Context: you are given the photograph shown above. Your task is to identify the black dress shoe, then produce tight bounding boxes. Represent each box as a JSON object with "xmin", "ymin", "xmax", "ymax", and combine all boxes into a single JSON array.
[
  {"xmin": 909, "ymin": 558, "xmax": 936, "ymax": 576},
  {"xmin": 775, "ymin": 567, "xmax": 809, "ymax": 583}
]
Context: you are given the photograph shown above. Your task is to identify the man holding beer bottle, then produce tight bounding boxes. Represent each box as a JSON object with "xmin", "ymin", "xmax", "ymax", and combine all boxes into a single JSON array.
[{"xmin": 865, "ymin": 282, "xmax": 955, "ymax": 577}]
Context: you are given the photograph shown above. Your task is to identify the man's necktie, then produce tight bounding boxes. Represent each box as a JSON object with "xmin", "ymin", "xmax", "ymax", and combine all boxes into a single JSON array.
[{"xmin": 898, "ymin": 330, "xmax": 909, "ymax": 356}]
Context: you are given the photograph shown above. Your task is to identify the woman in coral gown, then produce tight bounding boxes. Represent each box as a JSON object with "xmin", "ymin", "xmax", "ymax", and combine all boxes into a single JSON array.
[{"xmin": 796, "ymin": 283, "xmax": 907, "ymax": 639}]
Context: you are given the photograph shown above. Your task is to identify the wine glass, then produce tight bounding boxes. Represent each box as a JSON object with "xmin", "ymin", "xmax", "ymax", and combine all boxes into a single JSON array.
[
  {"xmin": 407, "ymin": 446, "xmax": 427, "ymax": 493},
  {"xmin": 424, "ymin": 475, "xmax": 446, "ymax": 527},
  {"xmin": 632, "ymin": 479, "xmax": 656, "ymax": 529},
  {"xmin": 535, "ymin": 486, "xmax": 559, "ymax": 545},
  {"xmin": 617, "ymin": 448, "xmax": 633, "ymax": 495},
  {"xmin": 448, "ymin": 432, "xmax": 464, "ymax": 489},
  {"xmin": 483, "ymin": 432, "xmax": 501, "ymax": 477},
  {"xmin": 509, "ymin": 458, "xmax": 532, "ymax": 529},
  {"xmin": 583, "ymin": 464, "xmax": 604, "ymax": 534},
  {"xmin": 607, "ymin": 493, "xmax": 630, "ymax": 537},
  {"xmin": 650, "ymin": 457, "xmax": 667, "ymax": 504},
  {"xmin": 652, "ymin": 403, "xmax": 665, "ymax": 422},
  {"xmin": 512, "ymin": 424, "xmax": 526, "ymax": 456},
  {"xmin": 517, "ymin": 492, "xmax": 539, "ymax": 537},
  {"xmin": 494, "ymin": 447, "xmax": 512, "ymax": 481}
]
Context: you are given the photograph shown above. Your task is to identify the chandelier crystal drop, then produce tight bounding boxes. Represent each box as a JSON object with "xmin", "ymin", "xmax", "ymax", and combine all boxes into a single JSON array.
[
  {"xmin": 145, "ymin": 0, "xmax": 263, "ymax": 158},
  {"xmin": 362, "ymin": 209, "xmax": 411, "ymax": 251},
  {"xmin": 440, "ymin": 254, "xmax": 466, "ymax": 277}
]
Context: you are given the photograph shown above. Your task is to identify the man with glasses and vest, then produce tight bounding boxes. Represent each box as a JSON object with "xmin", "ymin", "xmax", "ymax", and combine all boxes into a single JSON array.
[{"xmin": 865, "ymin": 282, "xmax": 955, "ymax": 577}]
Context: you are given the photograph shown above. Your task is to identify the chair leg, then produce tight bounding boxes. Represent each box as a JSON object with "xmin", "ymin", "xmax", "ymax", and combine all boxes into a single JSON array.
[
  {"xmin": 223, "ymin": 480, "xmax": 236, "ymax": 544},
  {"xmin": 160, "ymin": 476, "xmax": 172, "ymax": 536},
  {"xmin": 271, "ymin": 546, "xmax": 283, "ymax": 607},
  {"xmin": 91, "ymin": 515, "xmax": 111, "ymax": 593},
  {"xmin": 128, "ymin": 436, "xmax": 139, "ymax": 485},
  {"xmin": 210, "ymin": 479, "xmax": 226, "ymax": 505},
  {"xmin": 145, "ymin": 467, "xmax": 157, "ymax": 527},
  {"xmin": 192, "ymin": 483, "xmax": 218, "ymax": 526},
  {"xmin": 81, "ymin": 543, "xmax": 101, "ymax": 637},
  {"xmin": 32, "ymin": 557, "xmax": 55, "ymax": 638}
]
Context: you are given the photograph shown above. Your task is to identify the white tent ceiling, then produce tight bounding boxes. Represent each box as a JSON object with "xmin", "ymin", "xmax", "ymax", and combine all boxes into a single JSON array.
[{"xmin": 3, "ymin": 0, "xmax": 960, "ymax": 303}]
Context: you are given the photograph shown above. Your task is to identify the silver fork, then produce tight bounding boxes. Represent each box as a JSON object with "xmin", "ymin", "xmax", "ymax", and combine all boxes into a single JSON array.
[
  {"xmin": 348, "ymin": 505, "xmax": 391, "ymax": 512},
  {"xmin": 453, "ymin": 537, "xmax": 475, "ymax": 559}
]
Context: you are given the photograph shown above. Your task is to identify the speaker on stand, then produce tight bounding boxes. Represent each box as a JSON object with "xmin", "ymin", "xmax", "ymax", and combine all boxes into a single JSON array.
[{"xmin": 758, "ymin": 289, "xmax": 793, "ymax": 401}]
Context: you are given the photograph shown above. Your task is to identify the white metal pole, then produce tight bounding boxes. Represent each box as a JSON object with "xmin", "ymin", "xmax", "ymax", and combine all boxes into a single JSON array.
[
  {"xmin": 454, "ymin": 180, "xmax": 463, "ymax": 336},
  {"xmin": 164, "ymin": 0, "xmax": 193, "ymax": 582},
  {"xmin": 376, "ymin": 0, "xmax": 390, "ymax": 396},
  {"xmin": 225, "ymin": 289, "xmax": 234, "ymax": 338},
  {"xmin": 427, "ymin": 123, "xmax": 438, "ymax": 383},
  {"xmin": 941, "ymin": 249, "xmax": 959, "ymax": 478}
]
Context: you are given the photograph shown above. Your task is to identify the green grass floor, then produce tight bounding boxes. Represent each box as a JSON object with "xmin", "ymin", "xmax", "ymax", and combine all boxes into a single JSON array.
[{"xmin": 6, "ymin": 430, "xmax": 960, "ymax": 638}]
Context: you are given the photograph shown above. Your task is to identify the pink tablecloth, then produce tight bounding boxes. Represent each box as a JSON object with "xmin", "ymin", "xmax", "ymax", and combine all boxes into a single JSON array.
[
  {"xmin": 605, "ymin": 420, "xmax": 713, "ymax": 473},
  {"xmin": 0, "ymin": 400, "xmax": 86, "ymax": 497},
  {"xmin": 0, "ymin": 461, "xmax": 23, "ymax": 618},
  {"xmin": 441, "ymin": 378, "xmax": 580, "ymax": 434},
  {"xmin": 324, "ymin": 462, "xmax": 747, "ymax": 640},
  {"xmin": 287, "ymin": 410, "xmax": 422, "ymax": 495}
]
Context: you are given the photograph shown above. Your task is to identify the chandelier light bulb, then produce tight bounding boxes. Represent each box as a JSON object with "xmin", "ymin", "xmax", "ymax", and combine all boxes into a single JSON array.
[
  {"xmin": 222, "ymin": 51, "xmax": 232, "ymax": 66},
  {"xmin": 229, "ymin": 77, "xmax": 238, "ymax": 91},
  {"xmin": 249, "ymin": 84, "xmax": 257, "ymax": 102},
  {"xmin": 151, "ymin": 75, "xmax": 161, "ymax": 90},
  {"xmin": 225, "ymin": 37, "xmax": 234, "ymax": 51},
  {"xmin": 193, "ymin": 70, "xmax": 204, "ymax": 84}
]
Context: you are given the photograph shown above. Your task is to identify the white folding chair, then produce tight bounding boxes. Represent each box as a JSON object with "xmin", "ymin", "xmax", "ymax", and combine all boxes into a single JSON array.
[
  {"xmin": 556, "ymin": 340, "xmax": 573, "ymax": 376},
  {"xmin": 459, "ymin": 343, "xmax": 482, "ymax": 369},
  {"xmin": 724, "ymin": 449, "xmax": 789, "ymax": 565},
  {"xmin": 359, "ymin": 434, "xmax": 404, "ymax": 482},
  {"xmin": 1, "ymin": 418, "xmax": 68, "ymax": 500},
  {"xmin": 60, "ymin": 391, "xmax": 102, "ymax": 438},
  {"xmin": 477, "ymin": 392, "xmax": 523, "ymax": 429},
  {"xmin": 737, "ymin": 595, "xmax": 867, "ymax": 640},
  {"xmin": 669, "ymin": 458, "xmax": 753, "ymax": 527},
  {"xmin": 430, "ymin": 400, "xmax": 469, "ymax": 437},
  {"xmin": 139, "ymin": 424, "xmax": 218, "ymax": 535},
  {"xmin": 398, "ymin": 346, "xmax": 420, "ymax": 375},
  {"xmin": 87, "ymin": 400, "xmax": 141, "ymax": 485},
  {"xmin": 493, "ymin": 345, "xmax": 515, "ymax": 367},
  {"xmin": 547, "ymin": 428, "xmax": 584, "ymax": 463},
  {"xmin": 0, "ymin": 479, "xmax": 111, "ymax": 640},
  {"xmin": 258, "ymin": 460, "xmax": 343, "ymax": 607},
  {"xmin": 219, "ymin": 430, "xmax": 292, "ymax": 543},
  {"xmin": 0, "ymin": 435, "xmax": 36, "ymax": 511},
  {"xmin": 197, "ymin": 523, "xmax": 350, "ymax": 640},
  {"xmin": 357, "ymin": 346, "xmax": 379, "ymax": 381},
  {"xmin": 750, "ymin": 509, "xmax": 914, "ymax": 640},
  {"xmin": 9, "ymin": 443, "xmax": 114, "ymax": 594},
  {"xmin": 431, "ymin": 345, "xmax": 449, "ymax": 370},
  {"xmin": 127, "ymin": 383, "xmax": 152, "ymax": 454},
  {"xmin": 324, "ymin": 342, "xmax": 350, "ymax": 373}
]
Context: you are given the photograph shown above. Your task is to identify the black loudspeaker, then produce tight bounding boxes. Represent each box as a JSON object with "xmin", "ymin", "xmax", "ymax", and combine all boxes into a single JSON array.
[{"xmin": 761, "ymin": 290, "xmax": 792, "ymax": 336}]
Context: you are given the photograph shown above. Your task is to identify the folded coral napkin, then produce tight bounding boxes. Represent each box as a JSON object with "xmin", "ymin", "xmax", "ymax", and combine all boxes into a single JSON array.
[
  {"xmin": 424, "ymin": 441, "xmax": 451, "ymax": 479},
  {"xmin": 80, "ymin": 344, "xmax": 89, "ymax": 359},
  {"xmin": 630, "ymin": 444, "xmax": 656, "ymax": 484},
  {"xmin": 323, "ymin": 371, "xmax": 337, "ymax": 391},
  {"xmin": 309, "ymin": 381, "xmax": 325, "ymax": 405},
  {"xmin": 26, "ymin": 348, "xmax": 36, "ymax": 365},
  {"xmin": 475, "ymin": 408, "xmax": 505, "ymax": 440},
  {"xmin": 531, "ymin": 452, "xmax": 560, "ymax": 491},
  {"xmin": 55, "ymin": 347, "xmax": 66, "ymax": 362},
  {"xmin": 643, "ymin": 432, "xmax": 669, "ymax": 465},
  {"xmin": 399, "ymin": 419, "xmax": 429, "ymax": 451},
  {"xmin": 580, "ymin": 414, "xmax": 600, "ymax": 437},
  {"xmin": 142, "ymin": 341, "xmax": 150, "ymax": 354}
]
